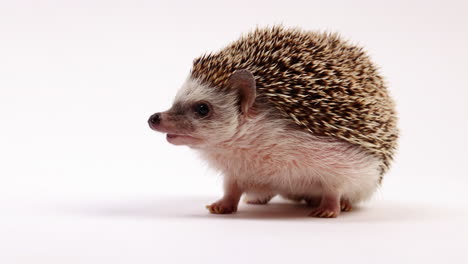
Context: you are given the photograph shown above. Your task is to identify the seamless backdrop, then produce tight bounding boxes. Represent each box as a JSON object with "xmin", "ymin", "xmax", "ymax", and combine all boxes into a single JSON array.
[{"xmin": 1, "ymin": 0, "xmax": 467, "ymax": 263}]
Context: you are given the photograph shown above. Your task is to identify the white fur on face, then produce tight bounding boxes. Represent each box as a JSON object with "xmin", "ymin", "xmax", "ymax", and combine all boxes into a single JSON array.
[{"xmin": 172, "ymin": 77, "xmax": 241, "ymax": 147}]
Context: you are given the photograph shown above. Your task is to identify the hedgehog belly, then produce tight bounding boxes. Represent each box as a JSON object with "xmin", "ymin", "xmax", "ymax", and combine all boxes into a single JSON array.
[{"xmin": 200, "ymin": 126, "xmax": 382, "ymax": 204}]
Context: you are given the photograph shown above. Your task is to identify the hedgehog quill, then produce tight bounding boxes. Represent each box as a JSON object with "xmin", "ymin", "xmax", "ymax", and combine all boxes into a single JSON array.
[{"xmin": 148, "ymin": 26, "xmax": 398, "ymax": 218}]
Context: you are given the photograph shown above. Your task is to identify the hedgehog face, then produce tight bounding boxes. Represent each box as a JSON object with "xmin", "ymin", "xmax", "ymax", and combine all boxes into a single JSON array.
[{"xmin": 148, "ymin": 70, "xmax": 257, "ymax": 148}]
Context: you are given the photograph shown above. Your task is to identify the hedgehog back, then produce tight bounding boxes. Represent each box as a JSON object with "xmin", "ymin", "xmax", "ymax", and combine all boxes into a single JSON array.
[{"xmin": 190, "ymin": 26, "xmax": 398, "ymax": 175}]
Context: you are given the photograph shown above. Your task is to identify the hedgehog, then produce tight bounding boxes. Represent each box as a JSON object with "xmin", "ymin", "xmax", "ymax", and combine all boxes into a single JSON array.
[{"xmin": 148, "ymin": 26, "xmax": 398, "ymax": 218}]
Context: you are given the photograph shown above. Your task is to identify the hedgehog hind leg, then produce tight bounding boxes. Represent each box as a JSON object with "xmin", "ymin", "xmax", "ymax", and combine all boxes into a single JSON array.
[
  {"xmin": 340, "ymin": 198, "xmax": 353, "ymax": 212},
  {"xmin": 308, "ymin": 191, "xmax": 341, "ymax": 218},
  {"xmin": 244, "ymin": 192, "xmax": 275, "ymax": 205},
  {"xmin": 307, "ymin": 195, "xmax": 353, "ymax": 217},
  {"xmin": 304, "ymin": 195, "xmax": 352, "ymax": 213}
]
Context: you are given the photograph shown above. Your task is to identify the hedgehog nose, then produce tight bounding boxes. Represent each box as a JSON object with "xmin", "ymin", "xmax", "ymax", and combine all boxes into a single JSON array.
[{"xmin": 148, "ymin": 113, "xmax": 161, "ymax": 127}]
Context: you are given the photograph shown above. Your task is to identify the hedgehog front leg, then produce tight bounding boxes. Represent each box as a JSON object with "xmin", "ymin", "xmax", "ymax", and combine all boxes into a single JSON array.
[
  {"xmin": 206, "ymin": 177, "xmax": 243, "ymax": 214},
  {"xmin": 308, "ymin": 189, "xmax": 341, "ymax": 218}
]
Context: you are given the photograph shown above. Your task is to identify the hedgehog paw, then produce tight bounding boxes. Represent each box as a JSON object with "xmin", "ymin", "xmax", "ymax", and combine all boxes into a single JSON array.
[
  {"xmin": 340, "ymin": 199, "xmax": 353, "ymax": 212},
  {"xmin": 206, "ymin": 199, "xmax": 238, "ymax": 214},
  {"xmin": 308, "ymin": 206, "xmax": 340, "ymax": 218},
  {"xmin": 308, "ymin": 195, "xmax": 340, "ymax": 218}
]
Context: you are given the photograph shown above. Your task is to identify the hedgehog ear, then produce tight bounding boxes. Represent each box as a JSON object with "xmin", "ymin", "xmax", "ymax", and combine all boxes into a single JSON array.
[{"xmin": 226, "ymin": 69, "xmax": 256, "ymax": 114}]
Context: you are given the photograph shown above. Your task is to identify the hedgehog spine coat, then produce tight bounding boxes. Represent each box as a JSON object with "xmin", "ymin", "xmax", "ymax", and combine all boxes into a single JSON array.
[{"xmin": 148, "ymin": 26, "xmax": 399, "ymax": 218}]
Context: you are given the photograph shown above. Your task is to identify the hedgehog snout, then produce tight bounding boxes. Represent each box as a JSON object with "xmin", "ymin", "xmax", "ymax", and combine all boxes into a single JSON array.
[
  {"xmin": 148, "ymin": 111, "xmax": 186, "ymax": 135},
  {"xmin": 148, "ymin": 112, "xmax": 161, "ymax": 130}
]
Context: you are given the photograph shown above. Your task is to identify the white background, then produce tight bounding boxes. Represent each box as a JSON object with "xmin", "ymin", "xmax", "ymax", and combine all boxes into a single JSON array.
[{"xmin": 1, "ymin": 0, "xmax": 467, "ymax": 263}]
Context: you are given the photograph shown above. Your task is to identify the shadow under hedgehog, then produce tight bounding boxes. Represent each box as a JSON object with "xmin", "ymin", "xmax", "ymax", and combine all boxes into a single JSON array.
[{"xmin": 148, "ymin": 26, "xmax": 398, "ymax": 218}]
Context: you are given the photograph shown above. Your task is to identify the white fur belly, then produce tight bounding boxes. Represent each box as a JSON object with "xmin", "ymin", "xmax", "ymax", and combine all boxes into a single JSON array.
[
  {"xmin": 199, "ymin": 125, "xmax": 382, "ymax": 204},
  {"xmin": 202, "ymin": 143, "xmax": 380, "ymax": 203}
]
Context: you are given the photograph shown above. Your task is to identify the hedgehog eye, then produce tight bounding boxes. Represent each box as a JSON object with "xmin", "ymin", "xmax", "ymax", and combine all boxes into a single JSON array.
[{"xmin": 194, "ymin": 103, "xmax": 210, "ymax": 117}]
